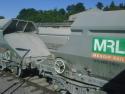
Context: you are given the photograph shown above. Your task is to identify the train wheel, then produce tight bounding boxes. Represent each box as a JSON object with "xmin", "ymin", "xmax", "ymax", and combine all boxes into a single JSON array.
[{"xmin": 16, "ymin": 67, "xmax": 24, "ymax": 77}]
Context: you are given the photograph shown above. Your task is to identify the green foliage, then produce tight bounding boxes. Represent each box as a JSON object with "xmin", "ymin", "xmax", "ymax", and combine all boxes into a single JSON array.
[
  {"xmin": 0, "ymin": 16, "xmax": 5, "ymax": 19},
  {"xmin": 17, "ymin": 2, "xmax": 85, "ymax": 22},
  {"xmin": 103, "ymin": 6, "xmax": 110, "ymax": 11},
  {"xmin": 17, "ymin": 8, "xmax": 68, "ymax": 22},
  {"xmin": 96, "ymin": 2, "xmax": 104, "ymax": 9},
  {"xmin": 109, "ymin": 1, "xmax": 119, "ymax": 10},
  {"xmin": 17, "ymin": 1, "xmax": 125, "ymax": 22},
  {"xmin": 103, "ymin": 1, "xmax": 125, "ymax": 11},
  {"xmin": 66, "ymin": 3, "xmax": 85, "ymax": 15}
]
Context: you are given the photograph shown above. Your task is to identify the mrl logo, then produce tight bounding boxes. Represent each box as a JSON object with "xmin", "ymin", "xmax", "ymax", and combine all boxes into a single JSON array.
[
  {"xmin": 94, "ymin": 39, "xmax": 125, "ymax": 55},
  {"xmin": 92, "ymin": 37, "xmax": 125, "ymax": 62}
]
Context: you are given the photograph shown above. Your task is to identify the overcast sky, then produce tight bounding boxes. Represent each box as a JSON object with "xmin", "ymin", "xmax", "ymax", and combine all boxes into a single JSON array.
[{"xmin": 0, "ymin": 0, "xmax": 125, "ymax": 18}]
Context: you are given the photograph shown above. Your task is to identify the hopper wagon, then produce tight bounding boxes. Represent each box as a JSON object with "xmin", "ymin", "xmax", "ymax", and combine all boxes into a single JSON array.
[
  {"xmin": 51, "ymin": 10, "xmax": 125, "ymax": 94},
  {"xmin": 38, "ymin": 27, "xmax": 71, "ymax": 50},
  {"xmin": 0, "ymin": 19, "xmax": 52, "ymax": 77}
]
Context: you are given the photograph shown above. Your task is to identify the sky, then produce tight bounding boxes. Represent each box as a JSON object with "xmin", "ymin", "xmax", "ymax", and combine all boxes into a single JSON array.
[{"xmin": 0, "ymin": 0, "xmax": 125, "ymax": 18}]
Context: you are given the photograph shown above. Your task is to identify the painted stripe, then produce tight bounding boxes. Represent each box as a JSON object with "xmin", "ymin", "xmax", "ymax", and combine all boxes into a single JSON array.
[{"xmin": 92, "ymin": 53, "xmax": 125, "ymax": 63}]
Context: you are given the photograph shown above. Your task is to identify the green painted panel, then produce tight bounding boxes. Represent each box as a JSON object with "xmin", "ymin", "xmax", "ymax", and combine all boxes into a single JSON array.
[{"xmin": 92, "ymin": 37, "xmax": 125, "ymax": 56}]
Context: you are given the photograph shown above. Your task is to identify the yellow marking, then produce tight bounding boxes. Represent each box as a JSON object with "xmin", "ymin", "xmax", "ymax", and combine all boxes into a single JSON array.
[{"xmin": 92, "ymin": 53, "xmax": 125, "ymax": 63}]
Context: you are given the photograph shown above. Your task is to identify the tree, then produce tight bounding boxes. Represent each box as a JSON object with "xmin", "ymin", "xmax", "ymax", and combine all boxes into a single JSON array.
[
  {"xmin": 109, "ymin": 1, "xmax": 119, "ymax": 10},
  {"xmin": 119, "ymin": 3, "xmax": 125, "ymax": 9},
  {"xmin": 96, "ymin": 2, "xmax": 104, "ymax": 9},
  {"xmin": 17, "ymin": 8, "xmax": 39, "ymax": 21},
  {"xmin": 66, "ymin": 3, "xmax": 85, "ymax": 15},
  {"xmin": 103, "ymin": 6, "xmax": 109, "ymax": 11},
  {"xmin": 110, "ymin": 1, "xmax": 115, "ymax": 8},
  {"xmin": 123, "ymin": 3, "xmax": 125, "ymax": 9},
  {"xmin": 59, "ymin": 8, "xmax": 66, "ymax": 15},
  {"xmin": 75, "ymin": 3, "xmax": 86, "ymax": 12},
  {"xmin": 0, "ymin": 16, "xmax": 5, "ymax": 19},
  {"xmin": 17, "ymin": 8, "xmax": 69, "ymax": 22},
  {"xmin": 119, "ymin": 3, "xmax": 124, "ymax": 8},
  {"xmin": 66, "ymin": 4, "xmax": 75, "ymax": 15}
]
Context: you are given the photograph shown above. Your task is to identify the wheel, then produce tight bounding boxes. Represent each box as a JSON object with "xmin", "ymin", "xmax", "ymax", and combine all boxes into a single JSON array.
[
  {"xmin": 54, "ymin": 58, "xmax": 66, "ymax": 74},
  {"xmin": 16, "ymin": 67, "xmax": 24, "ymax": 77}
]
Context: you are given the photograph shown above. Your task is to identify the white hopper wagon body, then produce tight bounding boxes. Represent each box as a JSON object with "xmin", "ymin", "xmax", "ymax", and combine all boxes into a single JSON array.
[{"xmin": 0, "ymin": 19, "xmax": 51, "ymax": 77}]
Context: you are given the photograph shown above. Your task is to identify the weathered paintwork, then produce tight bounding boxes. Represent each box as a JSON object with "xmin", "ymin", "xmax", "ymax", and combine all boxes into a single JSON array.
[
  {"xmin": 0, "ymin": 19, "xmax": 51, "ymax": 77},
  {"xmin": 51, "ymin": 10, "xmax": 125, "ymax": 94}
]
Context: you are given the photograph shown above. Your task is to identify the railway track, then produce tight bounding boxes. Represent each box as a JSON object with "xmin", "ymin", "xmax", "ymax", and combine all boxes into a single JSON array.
[{"xmin": 0, "ymin": 70, "xmax": 59, "ymax": 94}]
